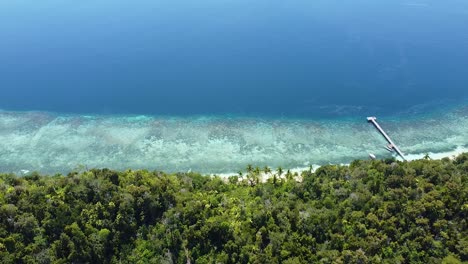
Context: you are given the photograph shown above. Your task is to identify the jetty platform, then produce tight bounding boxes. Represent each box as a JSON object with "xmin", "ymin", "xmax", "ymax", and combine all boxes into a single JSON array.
[{"xmin": 367, "ymin": 116, "xmax": 406, "ymax": 160}]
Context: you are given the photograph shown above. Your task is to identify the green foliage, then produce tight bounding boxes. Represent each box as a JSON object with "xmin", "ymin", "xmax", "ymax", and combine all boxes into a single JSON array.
[{"xmin": 0, "ymin": 153, "xmax": 467, "ymax": 263}]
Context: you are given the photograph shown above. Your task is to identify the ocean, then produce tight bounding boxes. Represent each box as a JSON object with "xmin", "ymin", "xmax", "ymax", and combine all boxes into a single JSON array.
[{"xmin": 0, "ymin": 0, "xmax": 467, "ymax": 174}]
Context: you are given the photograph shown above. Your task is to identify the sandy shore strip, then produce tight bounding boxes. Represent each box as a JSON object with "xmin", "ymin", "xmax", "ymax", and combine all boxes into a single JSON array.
[
  {"xmin": 211, "ymin": 146, "xmax": 468, "ymax": 182},
  {"xmin": 403, "ymin": 146, "xmax": 468, "ymax": 161}
]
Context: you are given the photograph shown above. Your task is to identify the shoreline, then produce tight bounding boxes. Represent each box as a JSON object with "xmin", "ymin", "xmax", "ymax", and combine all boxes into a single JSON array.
[
  {"xmin": 14, "ymin": 147, "xmax": 468, "ymax": 178},
  {"xmin": 210, "ymin": 147, "xmax": 468, "ymax": 181},
  {"xmin": 403, "ymin": 146, "xmax": 468, "ymax": 161}
]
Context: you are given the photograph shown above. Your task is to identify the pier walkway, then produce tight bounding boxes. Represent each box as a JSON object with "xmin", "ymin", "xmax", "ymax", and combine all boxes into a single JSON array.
[{"xmin": 367, "ymin": 117, "xmax": 406, "ymax": 160}]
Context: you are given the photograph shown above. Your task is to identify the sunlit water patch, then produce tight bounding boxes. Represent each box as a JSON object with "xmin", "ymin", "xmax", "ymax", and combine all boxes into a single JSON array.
[{"xmin": 0, "ymin": 105, "xmax": 467, "ymax": 175}]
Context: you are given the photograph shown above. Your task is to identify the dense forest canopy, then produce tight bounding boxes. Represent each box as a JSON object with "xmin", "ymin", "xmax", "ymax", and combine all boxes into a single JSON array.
[{"xmin": 1, "ymin": 154, "xmax": 467, "ymax": 263}]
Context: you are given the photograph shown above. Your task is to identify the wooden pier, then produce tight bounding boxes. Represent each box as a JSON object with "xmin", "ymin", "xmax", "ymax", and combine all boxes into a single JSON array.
[{"xmin": 367, "ymin": 116, "xmax": 406, "ymax": 160}]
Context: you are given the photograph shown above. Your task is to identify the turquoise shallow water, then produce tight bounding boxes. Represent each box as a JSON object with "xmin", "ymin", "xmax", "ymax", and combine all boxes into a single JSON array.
[{"xmin": 1, "ymin": 104, "xmax": 466, "ymax": 174}]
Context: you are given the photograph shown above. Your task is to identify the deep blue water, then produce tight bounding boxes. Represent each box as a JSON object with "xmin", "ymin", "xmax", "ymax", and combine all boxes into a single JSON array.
[
  {"xmin": 1, "ymin": 0, "xmax": 468, "ymax": 117},
  {"xmin": 1, "ymin": 1, "xmax": 467, "ymax": 174}
]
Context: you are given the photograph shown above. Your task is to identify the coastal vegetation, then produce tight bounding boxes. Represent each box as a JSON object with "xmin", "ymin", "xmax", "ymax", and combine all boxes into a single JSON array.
[{"xmin": 1, "ymin": 154, "xmax": 467, "ymax": 263}]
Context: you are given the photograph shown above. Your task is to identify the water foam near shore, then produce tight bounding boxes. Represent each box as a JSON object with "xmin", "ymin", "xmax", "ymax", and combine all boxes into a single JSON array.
[{"xmin": 0, "ymin": 105, "xmax": 466, "ymax": 175}]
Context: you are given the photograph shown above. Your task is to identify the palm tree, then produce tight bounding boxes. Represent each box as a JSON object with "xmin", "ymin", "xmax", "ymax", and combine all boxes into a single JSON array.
[
  {"xmin": 254, "ymin": 166, "xmax": 261, "ymax": 175},
  {"xmin": 423, "ymin": 153, "xmax": 431, "ymax": 160},
  {"xmin": 276, "ymin": 167, "xmax": 283, "ymax": 178},
  {"xmin": 286, "ymin": 169, "xmax": 293, "ymax": 181},
  {"xmin": 246, "ymin": 164, "xmax": 253, "ymax": 174},
  {"xmin": 237, "ymin": 171, "xmax": 243, "ymax": 181},
  {"xmin": 264, "ymin": 166, "xmax": 271, "ymax": 175},
  {"xmin": 247, "ymin": 171, "xmax": 259, "ymax": 186}
]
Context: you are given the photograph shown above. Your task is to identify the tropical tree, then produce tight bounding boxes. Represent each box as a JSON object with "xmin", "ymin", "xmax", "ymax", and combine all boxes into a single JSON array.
[
  {"xmin": 285, "ymin": 169, "xmax": 293, "ymax": 181},
  {"xmin": 246, "ymin": 164, "xmax": 253, "ymax": 174},
  {"xmin": 276, "ymin": 167, "xmax": 284, "ymax": 178}
]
